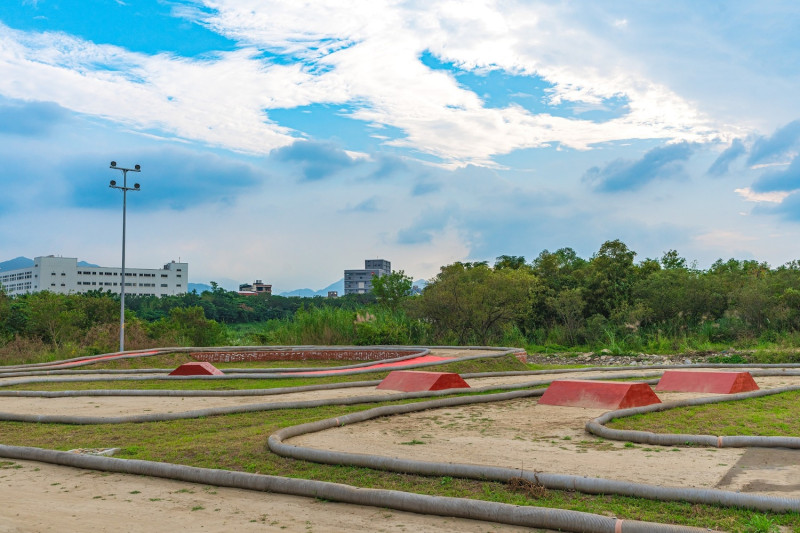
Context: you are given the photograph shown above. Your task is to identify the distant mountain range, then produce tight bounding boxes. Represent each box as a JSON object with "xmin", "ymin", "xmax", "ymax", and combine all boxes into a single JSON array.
[
  {"xmin": 3, "ymin": 257, "xmax": 426, "ymax": 297},
  {"xmin": 0, "ymin": 256, "xmax": 98, "ymax": 271}
]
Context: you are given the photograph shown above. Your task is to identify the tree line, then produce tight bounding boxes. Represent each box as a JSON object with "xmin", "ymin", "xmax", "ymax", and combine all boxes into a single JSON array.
[
  {"xmin": 2, "ymin": 239, "xmax": 800, "ymax": 364},
  {"xmin": 409, "ymin": 240, "xmax": 800, "ymax": 350}
]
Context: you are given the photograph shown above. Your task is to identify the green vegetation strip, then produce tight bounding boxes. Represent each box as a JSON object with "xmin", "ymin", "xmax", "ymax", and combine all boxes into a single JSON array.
[
  {"xmin": 608, "ymin": 390, "xmax": 800, "ymax": 437},
  {"xmin": 0, "ymin": 400, "xmax": 797, "ymax": 532}
]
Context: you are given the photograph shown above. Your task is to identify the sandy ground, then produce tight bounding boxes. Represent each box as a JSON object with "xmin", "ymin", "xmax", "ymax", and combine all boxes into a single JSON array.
[
  {"xmin": 1, "ymin": 358, "xmax": 799, "ymax": 531},
  {"xmin": 0, "ymin": 459, "xmax": 533, "ymax": 533}
]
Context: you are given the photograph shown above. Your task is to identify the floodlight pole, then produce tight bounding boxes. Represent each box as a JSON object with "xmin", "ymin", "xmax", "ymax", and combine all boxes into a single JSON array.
[{"xmin": 108, "ymin": 161, "xmax": 141, "ymax": 353}]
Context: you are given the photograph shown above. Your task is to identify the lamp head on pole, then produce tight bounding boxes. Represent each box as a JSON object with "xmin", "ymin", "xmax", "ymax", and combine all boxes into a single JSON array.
[
  {"xmin": 109, "ymin": 180, "xmax": 117, "ymax": 187},
  {"xmin": 134, "ymin": 164, "xmax": 141, "ymax": 171},
  {"xmin": 110, "ymin": 161, "xmax": 117, "ymax": 168}
]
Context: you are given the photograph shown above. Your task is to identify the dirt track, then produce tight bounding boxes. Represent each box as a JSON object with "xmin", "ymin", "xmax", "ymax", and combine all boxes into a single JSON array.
[{"xmin": 1, "ymin": 351, "xmax": 799, "ymax": 531}]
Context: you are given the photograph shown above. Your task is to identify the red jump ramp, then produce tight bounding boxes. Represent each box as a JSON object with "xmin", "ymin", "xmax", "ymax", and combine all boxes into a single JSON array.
[
  {"xmin": 169, "ymin": 362, "xmax": 224, "ymax": 376},
  {"xmin": 656, "ymin": 370, "xmax": 759, "ymax": 394},
  {"xmin": 539, "ymin": 380, "xmax": 661, "ymax": 409},
  {"xmin": 377, "ymin": 371, "xmax": 470, "ymax": 392}
]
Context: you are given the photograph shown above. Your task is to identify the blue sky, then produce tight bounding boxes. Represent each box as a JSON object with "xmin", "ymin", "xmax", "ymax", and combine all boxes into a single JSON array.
[{"xmin": 2, "ymin": 1, "xmax": 800, "ymax": 292}]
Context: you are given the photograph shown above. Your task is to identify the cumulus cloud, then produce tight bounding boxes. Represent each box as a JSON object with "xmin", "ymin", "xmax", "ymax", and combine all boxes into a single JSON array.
[
  {"xmin": 272, "ymin": 140, "xmax": 360, "ymax": 181},
  {"xmin": 68, "ymin": 146, "xmax": 264, "ymax": 210},
  {"xmin": 365, "ymin": 154, "xmax": 408, "ymax": 180},
  {"xmin": 0, "ymin": 23, "xmax": 309, "ymax": 153},
  {"xmin": 770, "ymin": 192, "xmax": 800, "ymax": 222},
  {"xmin": 395, "ymin": 211, "xmax": 455, "ymax": 245},
  {"xmin": 0, "ymin": 100, "xmax": 68, "ymax": 135},
  {"xmin": 583, "ymin": 142, "xmax": 694, "ymax": 192},
  {"xmin": 747, "ymin": 120, "xmax": 800, "ymax": 166},
  {"xmin": 707, "ymin": 138, "xmax": 746, "ymax": 176},
  {"xmin": 411, "ymin": 178, "xmax": 441, "ymax": 196},
  {"xmin": 750, "ymin": 156, "xmax": 800, "ymax": 193},
  {"xmin": 341, "ymin": 197, "xmax": 380, "ymax": 213},
  {"xmin": 0, "ymin": 1, "xmax": 732, "ymax": 168}
]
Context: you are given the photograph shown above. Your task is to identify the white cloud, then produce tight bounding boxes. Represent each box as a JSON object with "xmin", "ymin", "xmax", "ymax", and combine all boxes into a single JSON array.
[
  {"xmin": 0, "ymin": 1, "xmax": 742, "ymax": 166},
  {"xmin": 694, "ymin": 230, "xmax": 757, "ymax": 246},
  {"xmin": 0, "ymin": 24, "xmax": 314, "ymax": 154},
  {"xmin": 734, "ymin": 187, "xmax": 792, "ymax": 203}
]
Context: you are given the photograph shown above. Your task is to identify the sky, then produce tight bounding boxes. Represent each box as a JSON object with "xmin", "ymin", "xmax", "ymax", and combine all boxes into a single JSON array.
[{"xmin": 2, "ymin": 1, "xmax": 800, "ymax": 292}]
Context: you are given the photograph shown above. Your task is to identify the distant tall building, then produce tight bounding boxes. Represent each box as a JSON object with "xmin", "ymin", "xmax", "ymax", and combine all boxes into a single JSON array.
[
  {"xmin": 0, "ymin": 255, "xmax": 188, "ymax": 297},
  {"xmin": 344, "ymin": 259, "xmax": 391, "ymax": 295}
]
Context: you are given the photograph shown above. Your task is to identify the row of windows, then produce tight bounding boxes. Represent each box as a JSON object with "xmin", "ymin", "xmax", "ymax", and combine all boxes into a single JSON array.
[
  {"xmin": 1, "ymin": 272, "xmax": 32, "ymax": 282},
  {"xmin": 75, "ymin": 281, "xmax": 180, "ymax": 288},
  {"xmin": 75, "ymin": 270, "xmax": 175, "ymax": 277},
  {"xmin": 3, "ymin": 281, "xmax": 32, "ymax": 291}
]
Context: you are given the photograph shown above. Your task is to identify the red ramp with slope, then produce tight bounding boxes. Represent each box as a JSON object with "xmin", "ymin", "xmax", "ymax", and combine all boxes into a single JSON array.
[
  {"xmin": 539, "ymin": 380, "xmax": 661, "ymax": 409},
  {"xmin": 656, "ymin": 370, "xmax": 759, "ymax": 394},
  {"xmin": 377, "ymin": 371, "xmax": 470, "ymax": 392}
]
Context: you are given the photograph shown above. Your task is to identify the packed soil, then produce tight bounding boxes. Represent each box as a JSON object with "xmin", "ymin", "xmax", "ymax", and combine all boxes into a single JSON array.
[{"xmin": 0, "ymin": 459, "xmax": 532, "ymax": 532}]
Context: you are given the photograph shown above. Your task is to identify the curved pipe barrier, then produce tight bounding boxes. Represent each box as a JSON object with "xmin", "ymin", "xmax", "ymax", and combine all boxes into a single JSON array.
[
  {"xmin": 587, "ymin": 384, "xmax": 800, "ymax": 449},
  {"xmin": 267, "ymin": 389, "xmax": 800, "ymax": 514},
  {"xmin": 0, "ymin": 385, "xmax": 544, "ymax": 424},
  {"xmin": 0, "ymin": 444, "xmax": 705, "ymax": 533}
]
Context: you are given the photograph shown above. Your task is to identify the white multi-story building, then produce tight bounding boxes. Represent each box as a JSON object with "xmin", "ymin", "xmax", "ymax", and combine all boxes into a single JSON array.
[
  {"xmin": 344, "ymin": 259, "xmax": 391, "ymax": 295},
  {"xmin": 0, "ymin": 256, "xmax": 188, "ymax": 297}
]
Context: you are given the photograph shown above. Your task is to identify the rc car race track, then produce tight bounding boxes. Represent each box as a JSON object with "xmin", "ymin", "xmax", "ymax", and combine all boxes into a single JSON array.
[{"xmin": 1, "ymin": 346, "xmax": 800, "ymax": 532}]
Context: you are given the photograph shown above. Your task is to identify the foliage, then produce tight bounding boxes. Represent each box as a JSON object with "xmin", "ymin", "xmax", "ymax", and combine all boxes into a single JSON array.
[
  {"xmin": 6, "ymin": 239, "xmax": 800, "ymax": 361},
  {"xmin": 371, "ymin": 270, "xmax": 413, "ymax": 310},
  {"xmin": 410, "ymin": 262, "xmax": 538, "ymax": 345}
]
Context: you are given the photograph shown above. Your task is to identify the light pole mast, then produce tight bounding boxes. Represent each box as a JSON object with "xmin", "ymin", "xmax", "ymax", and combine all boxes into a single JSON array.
[{"xmin": 109, "ymin": 161, "xmax": 141, "ymax": 353}]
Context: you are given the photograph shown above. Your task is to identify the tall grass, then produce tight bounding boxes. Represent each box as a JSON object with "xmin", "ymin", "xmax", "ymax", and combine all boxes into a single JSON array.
[{"xmin": 247, "ymin": 306, "xmax": 430, "ymax": 346}]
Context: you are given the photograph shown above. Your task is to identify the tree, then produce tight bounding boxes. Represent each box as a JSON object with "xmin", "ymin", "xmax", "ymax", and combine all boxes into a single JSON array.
[
  {"xmin": 494, "ymin": 255, "xmax": 528, "ymax": 270},
  {"xmin": 0, "ymin": 286, "xmax": 10, "ymax": 343},
  {"xmin": 412, "ymin": 262, "xmax": 537, "ymax": 344},
  {"xmin": 371, "ymin": 270, "xmax": 413, "ymax": 310},
  {"xmin": 153, "ymin": 306, "xmax": 227, "ymax": 346},
  {"xmin": 546, "ymin": 288, "xmax": 585, "ymax": 344},
  {"xmin": 25, "ymin": 291, "xmax": 84, "ymax": 348},
  {"xmin": 583, "ymin": 239, "xmax": 637, "ymax": 318},
  {"xmin": 660, "ymin": 249, "xmax": 687, "ymax": 270}
]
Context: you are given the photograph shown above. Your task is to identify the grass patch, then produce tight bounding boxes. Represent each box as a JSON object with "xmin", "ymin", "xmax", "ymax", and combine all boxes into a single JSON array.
[{"xmin": 608, "ymin": 391, "xmax": 800, "ymax": 437}]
